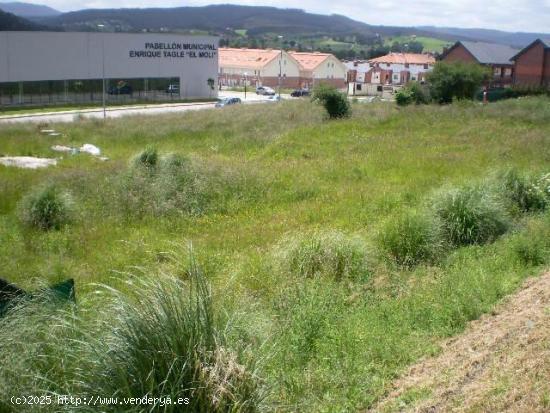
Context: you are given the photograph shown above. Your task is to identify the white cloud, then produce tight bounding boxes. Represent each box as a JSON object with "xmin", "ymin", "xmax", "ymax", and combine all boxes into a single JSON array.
[{"xmin": 3, "ymin": 0, "xmax": 549, "ymax": 33}]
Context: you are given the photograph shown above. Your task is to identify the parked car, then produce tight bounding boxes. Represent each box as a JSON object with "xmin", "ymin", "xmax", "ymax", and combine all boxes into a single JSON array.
[
  {"xmin": 215, "ymin": 97, "xmax": 242, "ymax": 108},
  {"xmin": 166, "ymin": 84, "xmax": 179, "ymax": 94},
  {"xmin": 108, "ymin": 82, "xmax": 133, "ymax": 95},
  {"xmin": 291, "ymin": 88, "xmax": 310, "ymax": 97},
  {"xmin": 256, "ymin": 86, "xmax": 275, "ymax": 96}
]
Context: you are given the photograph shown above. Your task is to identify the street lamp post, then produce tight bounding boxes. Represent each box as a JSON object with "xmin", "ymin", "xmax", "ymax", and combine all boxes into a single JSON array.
[
  {"xmin": 97, "ymin": 24, "xmax": 106, "ymax": 120},
  {"xmin": 278, "ymin": 35, "xmax": 283, "ymax": 100},
  {"xmin": 244, "ymin": 72, "xmax": 248, "ymax": 100}
]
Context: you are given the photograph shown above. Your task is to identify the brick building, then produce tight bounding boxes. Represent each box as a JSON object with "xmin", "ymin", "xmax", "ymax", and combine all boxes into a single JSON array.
[
  {"xmin": 511, "ymin": 39, "xmax": 550, "ymax": 88},
  {"xmin": 441, "ymin": 41, "xmax": 518, "ymax": 87}
]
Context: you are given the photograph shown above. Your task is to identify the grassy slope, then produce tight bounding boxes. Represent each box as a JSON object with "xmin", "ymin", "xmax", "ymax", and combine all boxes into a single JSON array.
[
  {"xmin": 0, "ymin": 98, "xmax": 549, "ymax": 410},
  {"xmin": 384, "ymin": 35, "xmax": 452, "ymax": 53}
]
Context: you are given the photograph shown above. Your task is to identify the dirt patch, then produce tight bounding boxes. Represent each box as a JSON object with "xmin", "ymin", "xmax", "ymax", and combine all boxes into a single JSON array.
[
  {"xmin": 371, "ymin": 271, "xmax": 550, "ymax": 413},
  {"xmin": 0, "ymin": 156, "xmax": 57, "ymax": 169}
]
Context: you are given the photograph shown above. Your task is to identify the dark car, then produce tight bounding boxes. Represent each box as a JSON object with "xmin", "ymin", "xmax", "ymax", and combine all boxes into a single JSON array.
[
  {"xmin": 291, "ymin": 88, "xmax": 310, "ymax": 97},
  {"xmin": 108, "ymin": 83, "xmax": 133, "ymax": 95},
  {"xmin": 215, "ymin": 97, "xmax": 242, "ymax": 108}
]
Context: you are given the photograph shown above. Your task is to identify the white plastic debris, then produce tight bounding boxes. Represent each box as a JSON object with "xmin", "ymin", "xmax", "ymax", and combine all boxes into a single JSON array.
[
  {"xmin": 41, "ymin": 129, "xmax": 56, "ymax": 133},
  {"xmin": 48, "ymin": 132, "xmax": 62, "ymax": 136},
  {"xmin": 79, "ymin": 144, "xmax": 101, "ymax": 156},
  {"xmin": 51, "ymin": 145, "xmax": 73, "ymax": 153},
  {"xmin": 0, "ymin": 156, "xmax": 57, "ymax": 169}
]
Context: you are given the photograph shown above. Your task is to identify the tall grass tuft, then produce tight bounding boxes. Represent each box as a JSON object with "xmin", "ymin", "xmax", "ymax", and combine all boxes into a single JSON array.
[
  {"xmin": 136, "ymin": 145, "xmax": 159, "ymax": 169},
  {"xmin": 433, "ymin": 186, "xmax": 510, "ymax": 246},
  {"xmin": 273, "ymin": 230, "xmax": 369, "ymax": 281},
  {"xmin": 120, "ymin": 151, "xmax": 213, "ymax": 217},
  {"xmin": 499, "ymin": 169, "xmax": 548, "ymax": 213},
  {"xmin": 17, "ymin": 185, "xmax": 73, "ymax": 230},
  {"xmin": 378, "ymin": 210, "xmax": 444, "ymax": 267},
  {"xmin": 511, "ymin": 214, "xmax": 550, "ymax": 266},
  {"xmin": 0, "ymin": 258, "xmax": 264, "ymax": 412}
]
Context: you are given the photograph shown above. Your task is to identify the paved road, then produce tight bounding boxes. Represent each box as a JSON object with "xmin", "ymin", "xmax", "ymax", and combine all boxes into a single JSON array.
[{"xmin": 0, "ymin": 91, "xmax": 291, "ymax": 124}]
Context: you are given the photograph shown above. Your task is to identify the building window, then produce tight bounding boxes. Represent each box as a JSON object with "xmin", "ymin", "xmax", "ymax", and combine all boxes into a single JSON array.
[
  {"xmin": 424, "ymin": 64, "xmax": 428, "ymax": 69},
  {"xmin": 405, "ymin": 63, "xmax": 409, "ymax": 68},
  {"xmin": 411, "ymin": 75, "xmax": 417, "ymax": 81},
  {"xmin": 356, "ymin": 84, "xmax": 362, "ymax": 91},
  {"xmin": 505, "ymin": 68, "xmax": 512, "ymax": 76},
  {"xmin": 386, "ymin": 63, "xmax": 390, "ymax": 67},
  {"xmin": 494, "ymin": 67, "xmax": 501, "ymax": 76}
]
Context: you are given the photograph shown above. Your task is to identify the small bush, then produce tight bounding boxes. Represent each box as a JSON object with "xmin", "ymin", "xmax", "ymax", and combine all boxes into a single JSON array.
[
  {"xmin": 312, "ymin": 84, "xmax": 351, "ymax": 119},
  {"xmin": 395, "ymin": 88, "xmax": 413, "ymax": 106},
  {"xmin": 18, "ymin": 185, "xmax": 73, "ymax": 230},
  {"xmin": 395, "ymin": 82, "xmax": 429, "ymax": 106},
  {"xmin": 500, "ymin": 169, "xmax": 548, "ymax": 213},
  {"xmin": 378, "ymin": 210, "xmax": 444, "ymax": 267},
  {"xmin": 433, "ymin": 186, "xmax": 510, "ymax": 246},
  {"xmin": 428, "ymin": 62, "xmax": 490, "ymax": 103},
  {"xmin": 511, "ymin": 216, "xmax": 550, "ymax": 266},
  {"xmin": 273, "ymin": 230, "xmax": 369, "ymax": 281},
  {"xmin": 136, "ymin": 145, "xmax": 158, "ymax": 168}
]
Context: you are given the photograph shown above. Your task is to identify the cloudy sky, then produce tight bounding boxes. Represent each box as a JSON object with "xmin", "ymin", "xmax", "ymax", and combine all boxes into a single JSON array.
[{"xmin": 5, "ymin": 0, "xmax": 550, "ymax": 33}]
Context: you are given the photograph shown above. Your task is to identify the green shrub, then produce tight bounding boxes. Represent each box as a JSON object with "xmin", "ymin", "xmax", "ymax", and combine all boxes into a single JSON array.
[
  {"xmin": 378, "ymin": 210, "xmax": 444, "ymax": 267},
  {"xmin": 136, "ymin": 145, "xmax": 158, "ymax": 168},
  {"xmin": 500, "ymin": 169, "xmax": 548, "ymax": 213},
  {"xmin": 427, "ymin": 62, "xmax": 490, "ymax": 103},
  {"xmin": 511, "ymin": 216, "xmax": 550, "ymax": 266},
  {"xmin": 273, "ymin": 230, "xmax": 369, "ymax": 281},
  {"xmin": 395, "ymin": 82, "xmax": 429, "ymax": 106},
  {"xmin": 433, "ymin": 186, "xmax": 510, "ymax": 246},
  {"xmin": 0, "ymin": 261, "xmax": 263, "ymax": 412},
  {"xmin": 18, "ymin": 185, "xmax": 73, "ymax": 230},
  {"xmin": 395, "ymin": 88, "xmax": 413, "ymax": 106},
  {"xmin": 312, "ymin": 84, "xmax": 351, "ymax": 119}
]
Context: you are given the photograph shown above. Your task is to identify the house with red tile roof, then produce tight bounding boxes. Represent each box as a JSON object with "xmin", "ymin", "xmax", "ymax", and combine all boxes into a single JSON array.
[
  {"xmin": 367, "ymin": 53, "xmax": 435, "ymax": 84},
  {"xmin": 218, "ymin": 48, "xmax": 347, "ymax": 90},
  {"xmin": 288, "ymin": 51, "xmax": 348, "ymax": 89},
  {"xmin": 218, "ymin": 48, "xmax": 302, "ymax": 88},
  {"xmin": 346, "ymin": 53, "xmax": 435, "ymax": 96}
]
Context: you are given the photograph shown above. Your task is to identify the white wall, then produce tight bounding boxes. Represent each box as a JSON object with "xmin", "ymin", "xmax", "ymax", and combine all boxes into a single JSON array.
[
  {"xmin": 312, "ymin": 55, "xmax": 347, "ymax": 80},
  {"xmin": 0, "ymin": 32, "xmax": 219, "ymax": 98},
  {"xmin": 262, "ymin": 52, "xmax": 301, "ymax": 77}
]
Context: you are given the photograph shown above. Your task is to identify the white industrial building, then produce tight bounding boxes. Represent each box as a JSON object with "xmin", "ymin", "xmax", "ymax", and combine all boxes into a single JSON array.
[{"xmin": 0, "ymin": 32, "xmax": 219, "ymax": 103}]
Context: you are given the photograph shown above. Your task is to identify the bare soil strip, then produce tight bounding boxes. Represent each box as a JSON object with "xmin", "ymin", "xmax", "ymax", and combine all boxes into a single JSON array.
[{"xmin": 371, "ymin": 271, "xmax": 550, "ymax": 413}]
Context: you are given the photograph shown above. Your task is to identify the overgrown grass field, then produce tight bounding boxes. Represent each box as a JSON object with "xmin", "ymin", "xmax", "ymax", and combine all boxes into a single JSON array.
[{"xmin": 0, "ymin": 97, "xmax": 549, "ymax": 412}]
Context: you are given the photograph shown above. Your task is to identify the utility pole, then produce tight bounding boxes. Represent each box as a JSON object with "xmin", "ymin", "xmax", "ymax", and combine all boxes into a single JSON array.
[
  {"xmin": 278, "ymin": 35, "xmax": 283, "ymax": 100},
  {"xmin": 98, "ymin": 24, "xmax": 106, "ymax": 120}
]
